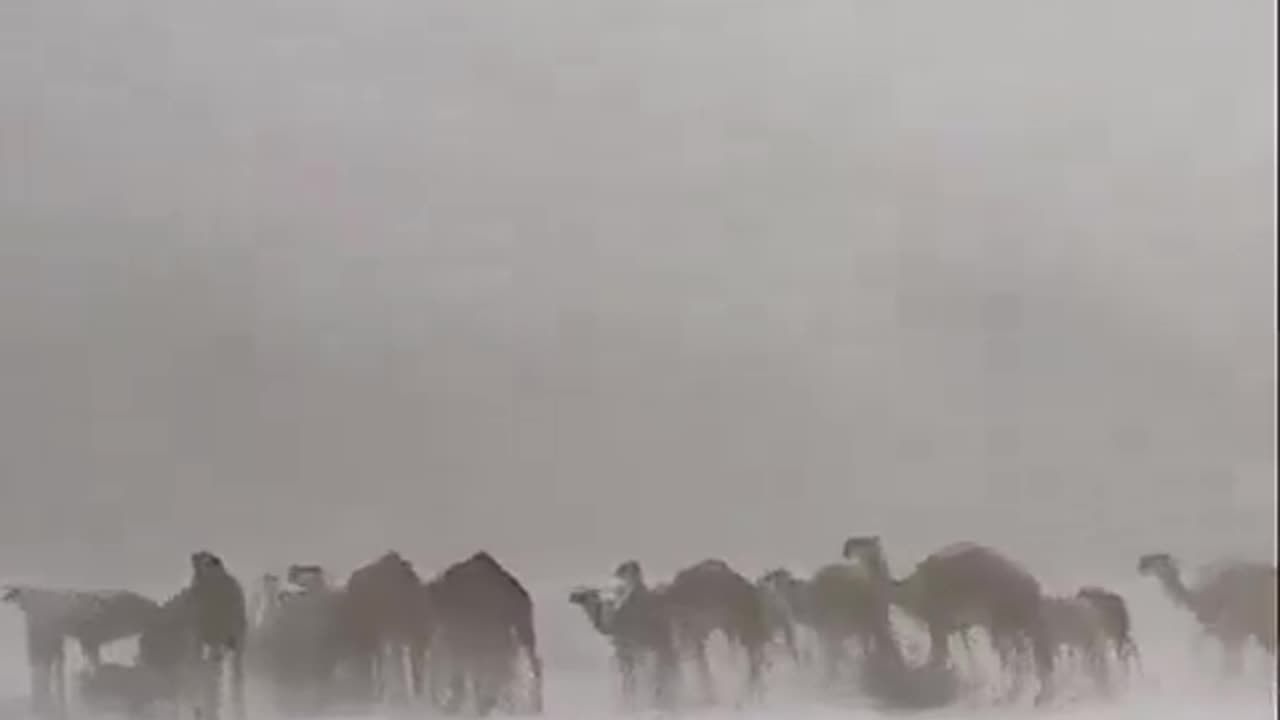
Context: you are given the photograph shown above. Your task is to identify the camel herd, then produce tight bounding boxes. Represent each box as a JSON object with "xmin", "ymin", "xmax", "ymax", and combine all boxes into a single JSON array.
[{"xmin": 2, "ymin": 539, "xmax": 1275, "ymax": 719}]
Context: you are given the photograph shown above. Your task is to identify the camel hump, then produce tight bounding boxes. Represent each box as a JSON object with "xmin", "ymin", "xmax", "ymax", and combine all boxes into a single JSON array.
[
  {"xmin": 922, "ymin": 542, "xmax": 1030, "ymax": 574},
  {"xmin": 926, "ymin": 541, "xmax": 988, "ymax": 562},
  {"xmin": 916, "ymin": 543, "xmax": 1041, "ymax": 601},
  {"xmin": 672, "ymin": 558, "xmax": 753, "ymax": 593},
  {"xmin": 811, "ymin": 563, "xmax": 878, "ymax": 599}
]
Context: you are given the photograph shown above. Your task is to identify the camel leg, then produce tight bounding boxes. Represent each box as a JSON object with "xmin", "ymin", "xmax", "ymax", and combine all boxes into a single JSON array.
[
  {"xmin": 52, "ymin": 649, "xmax": 67, "ymax": 720},
  {"xmin": 780, "ymin": 622, "xmax": 800, "ymax": 664},
  {"xmin": 1221, "ymin": 637, "xmax": 1245, "ymax": 677},
  {"xmin": 1122, "ymin": 639, "xmax": 1144, "ymax": 683},
  {"xmin": 989, "ymin": 631, "xmax": 1021, "ymax": 703},
  {"xmin": 408, "ymin": 641, "xmax": 426, "ymax": 703},
  {"xmin": 615, "ymin": 651, "xmax": 636, "ymax": 710},
  {"xmin": 472, "ymin": 652, "xmax": 499, "ymax": 717},
  {"xmin": 692, "ymin": 641, "xmax": 715, "ymax": 705},
  {"xmin": 442, "ymin": 656, "xmax": 466, "ymax": 715},
  {"xmin": 205, "ymin": 647, "xmax": 225, "ymax": 720},
  {"xmin": 653, "ymin": 646, "xmax": 680, "ymax": 711},
  {"xmin": 744, "ymin": 641, "xmax": 765, "ymax": 704},
  {"xmin": 230, "ymin": 648, "xmax": 246, "ymax": 720},
  {"xmin": 80, "ymin": 640, "xmax": 102, "ymax": 670},
  {"xmin": 1029, "ymin": 625, "xmax": 1055, "ymax": 706},
  {"xmin": 29, "ymin": 661, "xmax": 46, "ymax": 719},
  {"xmin": 524, "ymin": 647, "xmax": 544, "ymax": 714},
  {"xmin": 926, "ymin": 623, "xmax": 951, "ymax": 670},
  {"xmin": 820, "ymin": 635, "xmax": 846, "ymax": 688}
]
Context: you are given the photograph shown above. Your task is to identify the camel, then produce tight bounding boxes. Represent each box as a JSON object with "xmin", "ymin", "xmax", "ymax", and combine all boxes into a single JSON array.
[
  {"xmin": 755, "ymin": 570, "xmax": 805, "ymax": 665},
  {"xmin": 135, "ymin": 551, "xmax": 247, "ymax": 720},
  {"xmin": 1075, "ymin": 586, "xmax": 1140, "ymax": 680},
  {"xmin": 569, "ymin": 572, "xmax": 679, "ymax": 710},
  {"xmin": 187, "ymin": 551, "xmax": 249, "ymax": 720},
  {"xmin": 423, "ymin": 551, "xmax": 543, "ymax": 716},
  {"xmin": 3, "ymin": 585, "xmax": 160, "ymax": 719},
  {"xmin": 842, "ymin": 536, "xmax": 1055, "ymax": 705},
  {"xmin": 1040, "ymin": 595, "xmax": 1110, "ymax": 694},
  {"xmin": 758, "ymin": 565, "xmax": 902, "ymax": 688},
  {"xmin": 247, "ymin": 567, "xmax": 349, "ymax": 715},
  {"xmin": 341, "ymin": 551, "xmax": 427, "ymax": 706},
  {"xmin": 645, "ymin": 559, "xmax": 769, "ymax": 705},
  {"xmin": 249, "ymin": 574, "xmax": 283, "ymax": 629},
  {"xmin": 1137, "ymin": 553, "xmax": 1277, "ymax": 674},
  {"xmin": 286, "ymin": 565, "xmax": 329, "ymax": 594}
]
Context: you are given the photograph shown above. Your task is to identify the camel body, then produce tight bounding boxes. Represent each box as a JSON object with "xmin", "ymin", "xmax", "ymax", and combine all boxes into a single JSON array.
[
  {"xmin": 843, "ymin": 537, "xmax": 1055, "ymax": 705},
  {"xmin": 424, "ymin": 551, "xmax": 543, "ymax": 716},
  {"xmin": 4, "ymin": 585, "xmax": 161, "ymax": 720},
  {"xmin": 1139, "ymin": 553, "xmax": 1276, "ymax": 674}
]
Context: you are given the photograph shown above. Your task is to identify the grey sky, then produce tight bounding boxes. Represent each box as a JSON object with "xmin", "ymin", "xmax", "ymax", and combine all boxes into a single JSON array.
[{"xmin": 0, "ymin": 1, "xmax": 1274, "ymax": 585}]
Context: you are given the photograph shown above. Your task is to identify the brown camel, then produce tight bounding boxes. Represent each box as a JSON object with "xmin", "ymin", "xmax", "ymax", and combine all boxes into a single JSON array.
[
  {"xmin": 3, "ymin": 585, "xmax": 160, "ymax": 719},
  {"xmin": 1040, "ymin": 594, "xmax": 1111, "ymax": 694},
  {"xmin": 246, "ymin": 565, "xmax": 349, "ymax": 716},
  {"xmin": 842, "ymin": 536, "xmax": 1055, "ymax": 705},
  {"xmin": 342, "ymin": 551, "xmax": 426, "ymax": 706},
  {"xmin": 648, "ymin": 559, "xmax": 769, "ymax": 705},
  {"xmin": 755, "ymin": 570, "xmax": 806, "ymax": 666},
  {"xmin": 570, "ymin": 585, "xmax": 680, "ymax": 709},
  {"xmin": 249, "ymin": 574, "xmax": 283, "ymax": 629},
  {"xmin": 757, "ymin": 565, "xmax": 899, "ymax": 688},
  {"xmin": 1075, "ymin": 586, "xmax": 1141, "ymax": 680},
  {"xmin": 135, "ymin": 552, "xmax": 248, "ymax": 720},
  {"xmin": 188, "ymin": 551, "xmax": 249, "ymax": 720},
  {"xmin": 424, "ymin": 551, "xmax": 543, "ymax": 716},
  {"xmin": 1137, "ymin": 553, "xmax": 1276, "ymax": 674},
  {"xmin": 569, "ymin": 567, "xmax": 679, "ymax": 710}
]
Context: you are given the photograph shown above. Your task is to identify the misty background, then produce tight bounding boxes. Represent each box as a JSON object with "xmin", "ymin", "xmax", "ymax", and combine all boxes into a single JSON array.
[{"xmin": 0, "ymin": 1, "xmax": 1274, "ymax": 588}]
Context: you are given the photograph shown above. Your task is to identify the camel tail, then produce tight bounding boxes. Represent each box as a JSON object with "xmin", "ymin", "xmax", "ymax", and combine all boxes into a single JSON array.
[{"xmin": 515, "ymin": 602, "xmax": 544, "ymax": 713}]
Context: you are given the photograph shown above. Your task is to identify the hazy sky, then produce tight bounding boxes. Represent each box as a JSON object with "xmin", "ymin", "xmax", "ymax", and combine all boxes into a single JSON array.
[{"xmin": 1, "ymin": 1, "xmax": 1274, "ymax": 586}]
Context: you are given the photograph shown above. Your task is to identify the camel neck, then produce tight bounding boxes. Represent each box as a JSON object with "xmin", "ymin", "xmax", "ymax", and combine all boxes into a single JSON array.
[{"xmin": 1158, "ymin": 571, "xmax": 1196, "ymax": 611}]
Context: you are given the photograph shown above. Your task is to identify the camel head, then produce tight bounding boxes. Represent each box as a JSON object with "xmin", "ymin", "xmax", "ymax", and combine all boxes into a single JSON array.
[
  {"xmin": 261, "ymin": 573, "xmax": 281, "ymax": 596},
  {"xmin": 1138, "ymin": 553, "xmax": 1178, "ymax": 580},
  {"xmin": 842, "ymin": 535, "xmax": 882, "ymax": 561},
  {"xmin": 842, "ymin": 535, "xmax": 886, "ymax": 570},
  {"xmin": 190, "ymin": 550, "xmax": 228, "ymax": 582},
  {"xmin": 569, "ymin": 585, "xmax": 620, "ymax": 635},
  {"xmin": 614, "ymin": 560, "xmax": 645, "ymax": 591},
  {"xmin": 757, "ymin": 568, "xmax": 795, "ymax": 589},
  {"xmin": 568, "ymin": 586, "xmax": 600, "ymax": 608},
  {"xmin": 287, "ymin": 564, "xmax": 327, "ymax": 592},
  {"xmin": 758, "ymin": 568, "xmax": 804, "ymax": 600}
]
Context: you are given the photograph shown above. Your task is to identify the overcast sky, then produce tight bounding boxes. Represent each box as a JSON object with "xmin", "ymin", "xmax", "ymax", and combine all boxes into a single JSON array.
[{"xmin": 0, "ymin": 1, "xmax": 1274, "ymax": 586}]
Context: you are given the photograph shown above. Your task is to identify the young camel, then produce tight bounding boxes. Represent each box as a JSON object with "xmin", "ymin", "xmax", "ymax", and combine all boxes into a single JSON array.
[
  {"xmin": 1075, "ymin": 586, "xmax": 1141, "ymax": 681},
  {"xmin": 1138, "ymin": 553, "xmax": 1276, "ymax": 675},
  {"xmin": 842, "ymin": 536, "xmax": 1055, "ymax": 705},
  {"xmin": 1040, "ymin": 594, "xmax": 1111, "ymax": 694}
]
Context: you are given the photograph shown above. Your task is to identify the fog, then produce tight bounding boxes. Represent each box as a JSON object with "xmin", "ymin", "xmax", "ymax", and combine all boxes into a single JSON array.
[{"xmin": 0, "ymin": 0, "xmax": 1273, "ymax": 596}]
